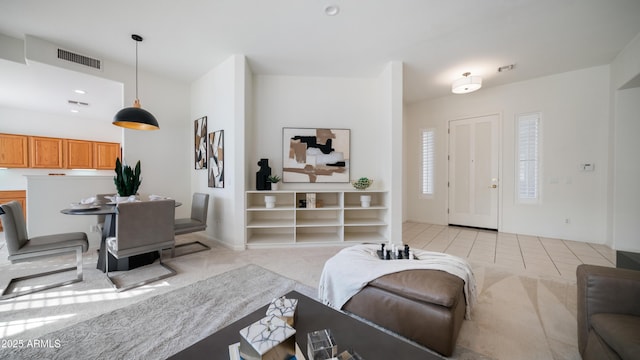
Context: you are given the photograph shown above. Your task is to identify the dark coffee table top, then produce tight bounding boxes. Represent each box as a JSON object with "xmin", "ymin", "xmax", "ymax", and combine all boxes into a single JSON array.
[{"xmin": 168, "ymin": 290, "xmax": 441, "ymax": 360}]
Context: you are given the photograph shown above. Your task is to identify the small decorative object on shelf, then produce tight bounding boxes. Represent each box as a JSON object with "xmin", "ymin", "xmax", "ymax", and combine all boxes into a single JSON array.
[
  {"xmin": 267, "ymin": 174, "xmax": 281, "ymax": 191},
  {"xmin": 306, "ymin": 193, "xmax": 316, "ymax": 209},
  {"xmin": 307, "ymin": 329, "xmax": 337, "ymax": 360},
  {"xmin": 264, "ymin": 195, "xmax": 276, "ymax": 209},
  {"xmin": 266, "ymin": 296, "xmax": 298, "ymax": 326},
  {"xmin": 360, "ymin": 195, "xmax": 371, "ymax": 208},
  {"xmin": 239, "ymin": 315, "xmax": 296, "ymax": 360},
  {"xmin": 351, "ymin": 177, "xmax": 372, "ymax": 190},
  {"xmin": 256, "ymin": 158, "xmax": 272, "ymax": 191}
]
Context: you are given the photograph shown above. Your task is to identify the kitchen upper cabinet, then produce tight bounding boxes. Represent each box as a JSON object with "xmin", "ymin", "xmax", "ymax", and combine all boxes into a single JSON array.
[
  {"xmin": 65, "ymin": 139, "xmax": 93, "ymax": 169},
  {"xmin": 93, "ymin": 142, "xmax": 120, "ymax": 170},
  {"xmin": 0, "ymin": 133, "xmax": 29, "ymax": 168},
  {"xmin": 29, "ymin": 136, "xmax": 64, "ymax": 168},
  {"xmin": 1, "ymin": 133, "xmax": 120, "ymax": 170}
]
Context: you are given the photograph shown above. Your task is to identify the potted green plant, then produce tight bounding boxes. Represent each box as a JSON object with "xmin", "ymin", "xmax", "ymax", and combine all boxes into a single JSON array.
[
  {"xmin": 114, "ymin": 158, "xmax": 142, "ymax": 197},
  {"xmin": 351, "ymin": 177, "xmax": 373, "ymax": 190},
  {"xmin": 267, "ymin": 174, "xmax": 281, "ymax": 190}
]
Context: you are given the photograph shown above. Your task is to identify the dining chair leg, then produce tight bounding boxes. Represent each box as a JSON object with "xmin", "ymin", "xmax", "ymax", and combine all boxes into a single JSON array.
[
  {"xmin": 105, "ymin": 250, "xmax": 177, "ymax": 292},
  {"xmin": 1, "ymin": 246, "xmax": 84, "ymax": 300}
]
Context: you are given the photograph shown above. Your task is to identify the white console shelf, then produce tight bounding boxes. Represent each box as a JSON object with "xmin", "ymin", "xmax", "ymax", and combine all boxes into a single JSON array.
[{"xmin": 245, "ymin": 190, "xmax": 389, "ymax": 248}]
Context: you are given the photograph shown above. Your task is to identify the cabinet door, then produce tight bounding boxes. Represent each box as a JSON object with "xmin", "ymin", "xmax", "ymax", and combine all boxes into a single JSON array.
[
  {"xmin": 0, "ymin": 133, "xmax": 29, "ymax": 168},
  {"xmin": 65, "ymin": 139, "xmax": 93, "ymax": 169},
  {"xmin": 29, "ymin": 136, "xmax": 64, "ymax": 168},
  {"xmin": 93, "ymin": 142, "xmax": 121, "ymax": 170}
]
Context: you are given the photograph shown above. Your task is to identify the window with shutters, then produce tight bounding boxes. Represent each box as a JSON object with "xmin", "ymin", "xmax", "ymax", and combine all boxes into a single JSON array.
[
  {"xmin": 421, "ymin": 129, "xmax": 435, "ymax": 197},
  {"xmin": 517, "ymin": 113, "xmax": 540, "ymax": 203}
]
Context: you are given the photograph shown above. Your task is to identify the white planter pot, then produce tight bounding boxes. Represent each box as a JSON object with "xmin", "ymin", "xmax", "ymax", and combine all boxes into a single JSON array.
[
  {"xmin": 264, "ymin": 195, "xmax": 277, "ymax": 209},
  {"xmin": 271, "ymin": 183, "xmax": 279, "ymax": 191},
  {"xmin": 360, "ymin": 195, "xmax": 371, "ymax": 208}
]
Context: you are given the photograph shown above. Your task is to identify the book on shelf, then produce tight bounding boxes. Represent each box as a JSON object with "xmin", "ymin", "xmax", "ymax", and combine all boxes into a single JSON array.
[{"xmin": 306, "ymin": 193, "xmax": 316, "ymax": 209}]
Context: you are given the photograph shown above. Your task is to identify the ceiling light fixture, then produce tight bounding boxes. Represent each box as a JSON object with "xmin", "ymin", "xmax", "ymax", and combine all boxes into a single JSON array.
[
  {"xmin": 74, "ymin": 89, "xmax": 86, "ymax": 94},
  {"xmin": 451, "ymin": 72, "xmax": 482, "ymax": 94},
  {"xmin": 112, "ymin": 34, "xmax": 159, "ymax": 131},
  {"xmin": 325, "ymin": 5, "xmax": 340, "ymax": 16}
]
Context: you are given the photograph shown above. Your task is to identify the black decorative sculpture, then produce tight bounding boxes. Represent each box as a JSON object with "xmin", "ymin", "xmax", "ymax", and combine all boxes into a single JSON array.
[{"xmin": 256, "ymin": 158, "xmax": 272, "ymax": 191}]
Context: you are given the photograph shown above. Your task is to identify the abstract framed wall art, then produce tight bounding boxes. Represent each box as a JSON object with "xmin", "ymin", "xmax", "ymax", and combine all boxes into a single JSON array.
[
  {"xmin": 208, "ymin": 130, "xmax": 224, "ymax": 188},
  {"xmin": 194, "ymin": 116, "xmax": 207, "ymax": 169},
  {"xmin": 282, "ymin": 127, "xmax": 350, "ymax": 183}
]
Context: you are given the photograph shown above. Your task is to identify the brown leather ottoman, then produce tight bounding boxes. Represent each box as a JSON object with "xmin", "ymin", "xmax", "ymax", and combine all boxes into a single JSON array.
[{"xmin": 343, "ymin": 269, "xmax": 466, "ymax": 357}]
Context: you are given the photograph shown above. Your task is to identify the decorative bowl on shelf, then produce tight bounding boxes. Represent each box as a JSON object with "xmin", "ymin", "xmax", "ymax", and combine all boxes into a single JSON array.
[{"xmin": 351, "ymin": 177, "xmax": 373, "ymax": 190}]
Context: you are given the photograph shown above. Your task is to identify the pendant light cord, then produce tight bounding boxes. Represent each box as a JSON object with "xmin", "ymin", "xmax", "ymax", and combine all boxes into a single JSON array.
[{"xmin": 135, "ymin": 38, "xmax": 139, "ymax": 101}]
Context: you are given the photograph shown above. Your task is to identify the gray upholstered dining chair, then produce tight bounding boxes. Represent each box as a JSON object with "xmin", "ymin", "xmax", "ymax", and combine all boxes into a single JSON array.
[
  {"xmin": 105, "ymin": 199, "xmax": 177, "ymax": 292},
  {"xmin": 0, "ymin": 201, "xmax": 89, "ymax": 300},
  {"xmin": 95, "ymin": 193, "xmax": 113, "ymax": 232},
  {"xmin": 172, "ymin": 192, "xmax": 210, "ymax": 256}
]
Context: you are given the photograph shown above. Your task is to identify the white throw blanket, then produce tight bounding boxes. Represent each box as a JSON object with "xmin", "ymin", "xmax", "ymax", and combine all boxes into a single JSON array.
[{"xmin": 319, "ymin": 244, "xmax": 477, "ymax": 319}]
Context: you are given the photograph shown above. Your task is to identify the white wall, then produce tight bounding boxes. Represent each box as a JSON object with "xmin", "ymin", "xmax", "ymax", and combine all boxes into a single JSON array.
[
  {"xmin": 251, "ymin": 75, "xmax": 386, "ymax": 190},
  {"xmin": 190, "ymin": 55, "xmax": 248, "ymax": 249},
  {"xmin": 405, "ymin": 66, "xmax": 610, "ymax": 244},
  {"xmin": 120, "ymin": 68, "xmax": 191, "ymax": 218},
  {"xmin": 610, "ymin": 32, "xmax": 640, "ymax": 252},
  {"xmin": 250, "ymin": 65, "xmax": 403, "ymax": 242},
  {"xmin": 613, "ymin": 87, "xmax": 640, "ymax": 252}
]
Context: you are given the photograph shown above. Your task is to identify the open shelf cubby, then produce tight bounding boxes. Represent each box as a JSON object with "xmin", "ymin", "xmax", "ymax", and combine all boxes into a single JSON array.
[{"xmin": 245, "ymin": 190, "xmax": 388, "ymax": 248}]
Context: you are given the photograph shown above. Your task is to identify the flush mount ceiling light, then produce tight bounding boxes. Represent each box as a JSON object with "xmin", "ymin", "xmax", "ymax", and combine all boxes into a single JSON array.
[
  {"xmin": 113, "ymin": 34, "xmax": 159, "ymax": 131},
  {"xmin": 325, "ymin": 5, "xmax": 340, "ymax": 16},
  {"xmin": 451, "ymin": 72, "xmax": 482, "ymax": 94}
]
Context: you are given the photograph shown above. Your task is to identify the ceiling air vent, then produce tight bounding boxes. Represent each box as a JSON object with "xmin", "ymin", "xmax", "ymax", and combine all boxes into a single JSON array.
[{"xmin": 57, "ymin": 48, "xmax": 102, "ymax": 70}]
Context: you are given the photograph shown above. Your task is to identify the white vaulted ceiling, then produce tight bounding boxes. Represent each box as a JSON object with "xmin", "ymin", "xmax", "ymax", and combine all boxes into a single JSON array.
[{"xmin": 0, "ymin": 0, "xmax": 639, "ymax": 119}]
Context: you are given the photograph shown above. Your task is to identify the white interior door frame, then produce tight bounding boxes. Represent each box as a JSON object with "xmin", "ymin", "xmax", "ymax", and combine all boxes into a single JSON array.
[{"xmin": 447, "ymin": 113, "xmax": 502, "ymax": 230}]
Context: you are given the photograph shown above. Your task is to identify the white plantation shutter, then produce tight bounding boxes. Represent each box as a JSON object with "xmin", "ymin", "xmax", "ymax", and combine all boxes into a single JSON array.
[
  {"xmin": 422, "ymin": 129, "xmax": 435, "ymax": 196},
  {"xmin": 517, "ymin": 113, "xmax": 540, "ymax": 201}
]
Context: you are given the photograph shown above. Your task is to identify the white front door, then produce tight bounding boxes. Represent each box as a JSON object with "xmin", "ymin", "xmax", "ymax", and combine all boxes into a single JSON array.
[{"xmin": 448, "ymin": 114, "xmax": 500, "ymax": 229}]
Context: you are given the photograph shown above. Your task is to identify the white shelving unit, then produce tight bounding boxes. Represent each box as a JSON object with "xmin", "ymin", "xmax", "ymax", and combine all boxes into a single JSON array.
[{"xmin": 245, "ymin": 190, "xmax": 388, "ymax": 248}]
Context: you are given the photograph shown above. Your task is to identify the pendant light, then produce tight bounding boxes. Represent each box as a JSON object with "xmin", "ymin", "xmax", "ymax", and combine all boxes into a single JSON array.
[
  {"xmin": 451, "ymin": 72, "xmax": 482, "ymax": 94},
  {"xmin": 113, "ymin": 34, "xmax": 159, "ymax": 130}
]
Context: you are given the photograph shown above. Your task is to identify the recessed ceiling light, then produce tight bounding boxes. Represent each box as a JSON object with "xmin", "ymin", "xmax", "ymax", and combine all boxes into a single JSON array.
[
  {"xmin": 74, "ymin": 89, "xmax": 86, "ymax": 94},
  {"xmin": 70, "ymin": 109, "xmax": 79, "ymax": 113},
  {"xmin": 325, "ymin": 5, "xmax": 340, "ymax": 16}
]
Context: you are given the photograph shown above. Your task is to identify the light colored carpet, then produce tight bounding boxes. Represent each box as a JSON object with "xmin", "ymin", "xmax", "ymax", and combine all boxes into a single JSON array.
[{"xmin": 0, "ymin": 264, "xmax": 315, "ymax": 360}]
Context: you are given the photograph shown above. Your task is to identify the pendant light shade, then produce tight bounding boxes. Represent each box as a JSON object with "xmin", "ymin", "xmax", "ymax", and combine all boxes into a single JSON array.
[
  {"xmin": 451, "ymin": 72, "xmax": 482, "ymax": 94},
  {"xmin": 113, "ymin": 34, "xmax": 159, "ymax": 130}
]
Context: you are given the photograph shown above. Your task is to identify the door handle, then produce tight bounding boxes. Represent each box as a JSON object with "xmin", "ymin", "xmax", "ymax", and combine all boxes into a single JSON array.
[{"xmin": 489, "ymin": 184, "xmax": 497, "ymax": 188}]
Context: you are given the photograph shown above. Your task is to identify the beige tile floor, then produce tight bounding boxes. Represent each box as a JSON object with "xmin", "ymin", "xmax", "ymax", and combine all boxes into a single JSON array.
[{"xmin": 402, "ymin": 222, "xmax": 615, "ymax": 279}]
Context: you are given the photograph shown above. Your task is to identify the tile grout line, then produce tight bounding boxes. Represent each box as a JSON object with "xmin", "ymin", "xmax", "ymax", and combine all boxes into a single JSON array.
[
  {"xmin": 587, "ymin": 242, "xmax": 616, "ymax": 266},
  {"xmin": 536, "ymin": 236, "xmax": 561, "ymax": 276},
  {"xmin": 516, "ymin": 234, "xmax": 527, "ymax": 269},
  {"xmin": 465, "ymin": 231, "xmax": 479, "ymax": 259}
]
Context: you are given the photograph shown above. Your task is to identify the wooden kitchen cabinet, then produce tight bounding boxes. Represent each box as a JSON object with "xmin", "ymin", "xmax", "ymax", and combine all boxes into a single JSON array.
[
  {"xmin": 93, "ymin": 142, "xmax": 120, "ymax": 170},
  {"xmin": 0, "ymin": 133, "xmax": 29, "ymax": 168},
  {"xmin": 29, "ymin": 136, "xmax": 64, "ymax": 168},
  {"xmin": 65, "ymin": 139, "xmax": 93, "ymax": 169},
  {"xmin": 0, "ymin": 190, "xmax": 26, "ymax": 232}
]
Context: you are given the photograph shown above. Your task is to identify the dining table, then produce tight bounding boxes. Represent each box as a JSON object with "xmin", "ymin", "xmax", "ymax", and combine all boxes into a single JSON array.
[{"xmin": 60, "ymin": 200, "xmax": 181, "ymax": 272}]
